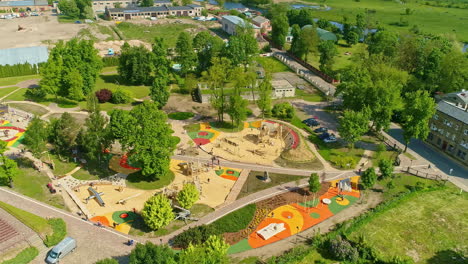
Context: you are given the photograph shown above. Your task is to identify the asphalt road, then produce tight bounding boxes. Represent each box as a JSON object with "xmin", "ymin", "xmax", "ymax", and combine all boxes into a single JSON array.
[{"xmin": 387, "ymin": 128, "xmax": 468, "ymax": 187}]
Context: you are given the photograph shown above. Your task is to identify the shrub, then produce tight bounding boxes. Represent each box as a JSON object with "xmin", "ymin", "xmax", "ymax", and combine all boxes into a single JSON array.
[
  {"xmin": 95, "ymin": 89, "xmax": 112, "ymax": 103},
  {"xmin": 379, "ymin": 159, "xmax": 394, "ymax": 179},
  {"xmin": 25, "ymin": 87, "xmax": 47, "ymax": 99},
  {"xmin": 272, "ymin": 102, "xmax": 295, "ymax": 121},
  {"xmin": 329, "ymin": 236, "xmax": 359, "ymax": 261},
  {"xmin": 141, "ymin": 194, "xmax": 174, "ymax": 230},
  {"xmin": 111, "ymin": 88, "xmax": 133, "ymax": 104},
  {"xmin": 172, "ymin": 225, "xmax": 218, "ymax": 248},
  {"xmin": 44, "ymin": 218, "xmax": 67, "ymax": 247},
  {"xmin": 95, "ymin": 258, "xmax": 119, "ymax": 264},
  {"xmin": 210, "ymin": 204, "xmax": 256, "ymax": 233}
]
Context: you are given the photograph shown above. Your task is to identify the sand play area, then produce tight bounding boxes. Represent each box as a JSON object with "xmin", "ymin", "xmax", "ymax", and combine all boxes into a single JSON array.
[
  {"xmin": 74, "ymin": 159, "xmax": 239, "ymax": 233},
  {"xmin": 187, "ymin": 120, "xmax": 303, "ymax": 166}
]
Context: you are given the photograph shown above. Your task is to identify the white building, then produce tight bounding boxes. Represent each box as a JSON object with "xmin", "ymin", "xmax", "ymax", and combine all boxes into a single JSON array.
[
  {"xmin": 271, "ymin": 79, "xmax": 295, "ymax": 98},
  {"xmin": 221, "ymin": 15, "xmax": 260, "ymax": 36}
]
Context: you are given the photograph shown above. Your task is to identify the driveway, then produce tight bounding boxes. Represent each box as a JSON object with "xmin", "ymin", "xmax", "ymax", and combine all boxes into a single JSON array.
[
  {"xmin": 387, "ymin": 128, "xmax": 468, "ymax": 188},
  {"xmin": 292, "ymin": 100, "xmax": 339, "ymax": 134},
  {"xmin": 0, "ymin": 188, "xmax": 133, "ymax": 264}
]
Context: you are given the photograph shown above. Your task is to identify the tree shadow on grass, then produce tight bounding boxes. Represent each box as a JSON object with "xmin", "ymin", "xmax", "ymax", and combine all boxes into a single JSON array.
[
  {"xmin": 427, "ymin": 249, "xmax": 467, "ymax": 264},
  {"xmin": 99, "ymin": 74, "xmax": 121, "ymax": 84}
]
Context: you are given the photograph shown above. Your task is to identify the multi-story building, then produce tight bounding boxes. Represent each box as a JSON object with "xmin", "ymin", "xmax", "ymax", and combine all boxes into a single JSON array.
[
  {"xmin": 251, "ymin": 16, "xmax": 270, "ymax": 32},
  {"xmin": 106, "ymin": 4, "xmax": 203, "ymax": 20},
  {"xmin": 427, "ymin": 90, "xmax": 468, "ymax": 166},
  {"xmin": 0, "ymin": 0, "xmax": 49, "ymax": 12},
  {"xmin": 92, "ymin": 0, "xmax": 138, "ymax": 12}
]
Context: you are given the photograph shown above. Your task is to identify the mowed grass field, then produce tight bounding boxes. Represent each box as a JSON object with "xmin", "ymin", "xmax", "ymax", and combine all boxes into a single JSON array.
[
  {"xmin": 299, "ymin": 0, "xmax": 468, "ymax": 42},
  {"xmin": 348, "ymin": 187, "xmax": 468, "ymax": 263},
  {"xmin": 117, "ymin": 22, "xmax": 197, "ymax": 47}
]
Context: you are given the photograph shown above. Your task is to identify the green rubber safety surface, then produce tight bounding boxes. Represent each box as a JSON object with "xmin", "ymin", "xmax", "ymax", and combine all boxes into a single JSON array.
[
  {"xmin": 328, "ymin": 195, "xmax": 359, "ymax": 215},
  {"xmin": 112, "ymin": 211, "xmax": 137, "ymax": 224},
  {"xmin": 227, "ymin": 239, "xmax": 252, "ymax": 254},
  {"xmin": 310, "ymin": 212, "xmax": 321, "ymax": 219}
]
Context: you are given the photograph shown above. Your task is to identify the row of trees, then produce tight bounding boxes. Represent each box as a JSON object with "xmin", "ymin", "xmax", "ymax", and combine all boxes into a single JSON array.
[{"xmin": 0, "ymin": 63, "xmax": 40, "ymax": 78}]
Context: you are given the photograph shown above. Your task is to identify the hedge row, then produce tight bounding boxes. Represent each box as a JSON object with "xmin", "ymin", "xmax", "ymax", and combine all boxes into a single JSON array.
[{"xmin": 0, "ymin": 63, "xmax": 41, "ymax": 78}]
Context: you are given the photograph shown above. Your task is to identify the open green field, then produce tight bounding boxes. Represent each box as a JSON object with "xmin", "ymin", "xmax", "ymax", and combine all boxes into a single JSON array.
[
  {"xmin": 255, "ymin": 56, "xmax": 293, "ymax": 73},
  {"xmin": 348, "ymin": 188, "xmax": 468, "ymax": 263},
  {"xmin": 305, "ymin": 42, "xmax": 367, "ymax": 71},
  {"xmin": 0, "ymin": 75, "xmax": 39, "ymax": 86},
  {"xmin": 299, "ymin": 0, "xmax": 468, "ymax": 42},
  {"xmin": 117, "ymin": 22, "xmax": 197, "ymax": 47},
  {"xmin": 0, "ymin": 87, "xmax": 20, "ymax": 99}
]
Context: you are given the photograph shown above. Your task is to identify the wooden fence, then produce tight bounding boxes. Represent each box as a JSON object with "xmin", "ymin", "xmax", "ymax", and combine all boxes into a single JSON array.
[{"xmin": 406, "ymin": 167, "xmax": 448, "ymax": 182}]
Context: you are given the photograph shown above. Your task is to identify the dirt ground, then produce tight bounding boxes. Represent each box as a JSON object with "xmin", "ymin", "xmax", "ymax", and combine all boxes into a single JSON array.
[
  {"xmin": 94, "ymin": 40, "xmax": 151, "ymax": 57},
  {"xmin": 0, "ymin": 13, "xmax": 85, "ymax": 49}
]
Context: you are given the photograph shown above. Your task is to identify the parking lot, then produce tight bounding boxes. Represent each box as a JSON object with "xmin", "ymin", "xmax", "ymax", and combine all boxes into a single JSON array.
[{"xmin": 293, "ymin": 100, "xmax": 339, "ymax": 135}]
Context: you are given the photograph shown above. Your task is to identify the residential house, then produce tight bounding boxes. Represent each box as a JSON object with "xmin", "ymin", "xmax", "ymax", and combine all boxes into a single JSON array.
[
  {"xmin": 221, "ymin": 15, "xmax": 260, "ymax": 36},
  {"xmin": 251, "ymin": 16, "xmax": 270, "ymax": 32},
  {"xmin": 92, "ymin": 0, "xmax": 138, "ymax": 12},
  {"xmin": 106, "ymin": 4, "xmax": 203, "ymax": 20},
  {"xmin": 0, "ymin": 0, "xmax": 49, "ymax": 11},
  {"xmin": 427, "ymin": 90, "xmax": 468, "ymax": 166}
]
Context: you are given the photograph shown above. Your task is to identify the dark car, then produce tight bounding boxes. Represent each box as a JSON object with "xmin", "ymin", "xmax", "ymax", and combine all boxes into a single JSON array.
[
  {"xmin": 314, "ymin": 127, "xmax": 327, "ymax": 133},
  {"xmin": 302, "ymin": 118, "xmax": 319, "ymax": 127},
  {"xmin": 318, "ymin": 132, "xmax": 330, "ymax": 140}
]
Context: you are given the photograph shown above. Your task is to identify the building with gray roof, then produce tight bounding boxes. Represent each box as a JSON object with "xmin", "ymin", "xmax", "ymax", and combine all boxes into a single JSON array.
[
  {"xmin": 106, "ymin": 4, "xmax": 203, "ymax": 19},
  {"xmin": 221, "ymin": 15, "xmax": 260, "ymax": 36},
  {"xmin": 427, "ymin": 92, "xmax": 468, "ymax": 166},
  {"xmin": 0, "ymin": 0, "xmax": 49, "ymax": 11}
]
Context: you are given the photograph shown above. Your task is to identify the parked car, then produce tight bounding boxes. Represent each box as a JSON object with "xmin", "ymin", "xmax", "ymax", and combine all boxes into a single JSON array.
[
  {"xmin": 74, "ymin": 20, "xmax": 82, "ymax": 24},
  {"xmin": 46, "ymin": 237, "xmax": 76, "ymax": 264},
  {"xmin": 314, "ymin": 127, "xmax": 327, "ymax": 133},
  {"xmin": 324, "ymin": 136, "xmax": 337, "ymax": 143},
  {"xmin": 47, "ymin": 183, "xmax": 56, "ymax": 194},
  {"xmin": 302, "ymin": 118, "xmax": 319, "ymax": 127},
  {"xmin": 318, "ymin": 132, "xmax": 330, "ymax": 140}
]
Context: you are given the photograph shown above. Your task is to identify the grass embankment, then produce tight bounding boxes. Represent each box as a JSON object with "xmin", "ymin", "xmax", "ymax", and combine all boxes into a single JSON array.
[
  {"xmin": 6, "ymin": 103, "xmax": 49, "ymax": 117},
  {"xmin": 13, "ymin": 159, "xmax": 66, "ymax": 209},
  {"xmin": 168, "ymin": 112, "xmax": 195, "ymax": 120},
  {"xmin": 237, "ymin": 171, "xmax": 306, "ymax": 199},
  {"xmin": 0, "ymin": 87, "xmax": 20, "ymax": 99},
  {"xmin": 306, "ymin": 0, "xmax": 468, "ymax": 42},
  {"xmin": 0, "ymin": 201, "xmax": 67, "ymax": 247},
  {"xmin": 1, "ymin": 247, "xmax": 39, "ymax": 264},
  {"xmin": 117, "ymin": 22, "xmax": 196, "ymax": 47},
  {"xmin": 126, "ymin": 171, "xmax": 175, "ymax": 190}
]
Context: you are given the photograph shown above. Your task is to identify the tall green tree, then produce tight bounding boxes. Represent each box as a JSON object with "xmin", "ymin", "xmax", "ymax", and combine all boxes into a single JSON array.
[
  {"xmin": 58, "ymin": 0, "xmax": 80, "ymax": 18},
  {"xmin": 118, "ymin": 44, "xmax": 156, "ymax": 85},
  {"xmin": 150, "ymin": 76, "xmax": 170, "ymax": 109},
  {"xmin": 0, "ymin": 156, "xmax": 19, "ymax": 187},
  {"xmin": 62, "ymin": 68, "xmax": 85, "ymax": 101},
  {"xmin": 204, "ymin": 57, "xmax": 231, "ymax": 122},
  {"xmin": 140, "ymin": 0, "xmax": 153, "ymax": 7},
  {"xmin": 318, "ymin": 40, "xmax": 338, "ymax": 75},
  {"xmin": 178, "ymin": 235, "xmax": 229, "ymax": 264},
  {"xmin": 23, "ymin": 117, "xmax": 49, "ymax": 158},
  {"xmin": 49, "ymin": 112, "xmax": 79, "ymax": 156},
  {"xmin": 227, "ymin": 93, "xmax": 249, "ymax": 127},
  {"xmin": 257, "ymin": 76, "xmax": 272, "ymax": 118},
  {"xmin": 176, "ymin": 32, "xmax": 197, "ymax": 76},
  {"xmin": 308, "ymin": 173, "xmax": 321, "ymax": 208},
  {"xmin": 401, "ymin": 90, "xmax": 436, "ymax": 152},
  {"xmin": 109, "ymin": 101, "xmax": 178, "ymax": 180},
  {"xmin": 177, "ymin": 184, "xmax": 199, "ymax": 209},
  {"xmin": 223, "ymin": 24, "xmax": 258, "ymax": 66},
  {"xmin": 193, "ymin": 31, "xmax": 224, "ymax": 73},
  {"xmin": 296, "ymin": 26, "xmax": 320, "ymax": 62},
  {"xmin": 129, "ymin": 242, "xmax": 176, "ymax": 264},
  {"xmin": 338, "ymin": 109, "xmax": 369, "ymax": 148},
  {"xmin": 152, "ymin": 37, "xmax": 170, "ymax": 79},
  {"xmin": 289, "ymin": 24, "xmax": 302, "ymax": 57},
  {"xmin": 361, "ymin": 167, "xmax": 377, "ymax": 190},
  {"xmin": 271, "ymin": 13, "xmax": 289, "ymax": 48},
  {"xmin": 141, "ymin": 194, "xmax": 175, "ymax": 230},
  {"xmin": 367, "ymin": 30, "xmax": 399, "ymax": 58},
  {"xmin": 378, "ymin": 159, "xmax": 394, "ymax": 179},
  {"xmin": 77, "ymin": 100, "xmax": 111, "ymax": 163}
]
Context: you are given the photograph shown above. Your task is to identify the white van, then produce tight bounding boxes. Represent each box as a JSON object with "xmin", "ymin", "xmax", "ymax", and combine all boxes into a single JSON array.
[{"xmin": 46, "ymin": 237, "xmax": 77, "ymax": 263}]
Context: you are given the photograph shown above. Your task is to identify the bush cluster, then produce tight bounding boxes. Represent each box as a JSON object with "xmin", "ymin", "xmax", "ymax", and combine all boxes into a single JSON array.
[
  {"xmin": 271, "ymin": 102, "xmax": 295, "ymax": 121},
  {"xmin": 172, "ymin": 225, "xmax": 218, "ymax": 248},
  {"xmin": 95, "ymin": 89, "xmax": 112, "ymax": 103},
  {"xmin": 111, "ymin": 88, "xmax": 133, "ymax": 104}
]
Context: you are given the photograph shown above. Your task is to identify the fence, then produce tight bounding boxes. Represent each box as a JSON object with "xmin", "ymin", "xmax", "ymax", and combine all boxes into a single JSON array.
[{"xmin": 406, "ymin": 167, "xmax": 448, "ymax": 182}]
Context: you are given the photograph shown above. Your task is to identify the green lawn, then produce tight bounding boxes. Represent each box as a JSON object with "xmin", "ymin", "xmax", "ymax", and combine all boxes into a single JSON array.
[
  {"xmin": 302, "ymin": 0, "xmax": 468, "ymax": 42},
  {"xmin": 348, "ymin": 187, "xmax": 468, "ymax": 263},
  {"xmin": 3, "ymin": 88, "xmax": 26, "ymax": 101},
  {"xmin": 48, "ymin": 154, "xmax": 112, "ymax": 181},
  {"xmin": 57, "ymin": 15, "xmax": 78, "ymax": 23},
  {"xmin": 117, "ymin": 22, "xmax": 196, "ymax": 47},
  {"xmin": 210, "ymin": 203, "xmax": 257, "ymax": 233},
  {"xmin": 209, "ymin": 121, "xmax": 245, "ymax": 133},
  {"xmin": 1, "ymin": 246, "xmax": 39, "ymax": 264},
  {"xmin": 309, "ymin": 133, "xmax": 364, "ymax": 169},
  {"xmin": 377, "ymin": 173, "xmax": 442, "ymax": 199},
  {"xmin": 0, "ymin": 75, "xmax": 39, "ymax": 86},
  {"xmin": 94, "ymin": 74, "xmax": 150, "ymax": 98},
  {"xmin": 255, "ymin": 56, "xmax": 292, "ymax": 73},
  {"xmin": 306, "ymin": 42, "xmax": 367, "ymax": 72},
  {"xmin": 126, "ymin": 171, "xmax": 175, "ymax": 190},
  {"xmin": 168, "ymin": 112, "xmax": 195, "ymax": 120},
  {"xmin": 237, "ymin": 171, "xmax": 306, "ymax": 199},
  {"xmin": 371, "ymin": 149, "xmax": 397, "ymax": 167},
  {"xmin": 7, "ymin": 103, "xmax": 49, "ymax": 117},
  {"xmin": 0, "ymin": 201, "xmax": 51, "ymax": 234},
  {"xmin": 0, "ymin": 87, "xmax": 20, "ymax": 99},
  {"xmin": 293, "ymin": 89, "xmax": 327, "ymax": 102},
  {"xmin": 13, "ymin": 159, "xmax": 66, "ymax": 210}
]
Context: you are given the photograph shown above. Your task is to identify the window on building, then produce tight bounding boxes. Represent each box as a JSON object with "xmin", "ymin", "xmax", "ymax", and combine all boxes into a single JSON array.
[
  {"xmin": 428, "ymin": 133, "xmax": 433, "ymax": 141},
  {"xmin": 457, "ymin": 150, "xmax": 466, "ymax": 160},
  {"xmin": 434, "ymin": 114, "xmax": 439, "ymax": 120},
  {"xmin": 437, "ymin": 138, "xmax": 442, "ymax": 146},
  {"xmin": 464, "ymin": 129, "xmax": 468, "ymax": 136},
  {"xmin": 455, "ymin": 124, "xmax": 459, "ymax": 130},
  {"xmin": 448, "ymin": 145, "xmax": 454, "ymax": 152}
]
